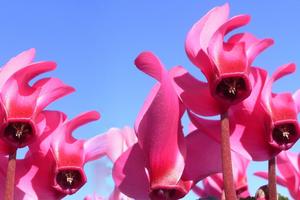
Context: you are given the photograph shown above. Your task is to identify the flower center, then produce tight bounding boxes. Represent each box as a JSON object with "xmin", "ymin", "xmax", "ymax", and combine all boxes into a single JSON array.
[
  {"xmin": 56, "ymin": 170, "xmax": 82, "ymax": 190},
  {"xmin": 272, "ymin": 124, "xmax": 296, "ymax": 145},
  {"xmin": 216, "ymin": 77, "xmax": 246, "ymax": 101},
  {"xmin": 3, "ymin": 122, "xmax": 33, "ymax": 147},
  {"xmin": 151, "ymin": 189, "xmax": 176, "ymax": 200}
]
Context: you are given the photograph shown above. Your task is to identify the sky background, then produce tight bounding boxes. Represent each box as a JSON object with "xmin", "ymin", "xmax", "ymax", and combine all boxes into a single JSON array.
[{"xmin": 0, "ymin": 0, "xmax": 299, "ymax": 199}]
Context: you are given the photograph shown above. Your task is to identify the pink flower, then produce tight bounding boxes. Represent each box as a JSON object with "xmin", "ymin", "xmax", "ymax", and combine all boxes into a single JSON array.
[
  {"xmin": 0, "ymin": 49, "xmax": 74, "ymax": 152},
  {"xmin": 0, "ymin": 110, "xmax": 108, "ymax": 199},
  {"xmin": 187, "ymin": 63, "xmax": 300, "ymax": 161},
  {"xmin": 113, "ymin": 52, "xmax": 223, "ymax": 199},
  {"xmin": 255, "ymin": 151, "xmax": 300, "ymax": 200},
  {"xmin": 174, "ymin": 3, "xmax": 273, "ymax": 115},
  {"xmin": 192, "ymin": 151, "xmax": 250, "ymax": 199}
]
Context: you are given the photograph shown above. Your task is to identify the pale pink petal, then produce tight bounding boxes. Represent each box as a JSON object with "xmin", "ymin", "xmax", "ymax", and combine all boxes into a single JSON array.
[{"xmin": 254, "ymin": 172, "xmax": 287, "ymax": 187}]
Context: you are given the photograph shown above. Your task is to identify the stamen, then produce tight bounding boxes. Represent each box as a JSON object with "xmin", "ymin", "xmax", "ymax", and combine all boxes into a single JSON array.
[
  {"xmin": 216, "ymin": 77, "xmax": 246, "ymax": 101},
  {"xmin": 56, "ymin": 170, "xmax": 82, "ymax": 190},
  {"xmin": 4, "ymin": 122, "xmax": 33, "ymax": 146},
  {"xmin": 272, "ymin": 124, "xmax": 296, "ymax": 146}
]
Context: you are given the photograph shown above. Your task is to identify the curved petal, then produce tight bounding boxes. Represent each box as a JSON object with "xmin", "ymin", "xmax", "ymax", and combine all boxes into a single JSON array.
[
  {"xmin": 208, "ymin": 15, "xmax": 250, "ymax": 74},
  {"xmin": 227, "ymin": 33, "xmax": 274, "ymax": 66},
  {"xmin": 262, "ymin": 63, "xmax": 296, "ymax": 113},
  {"xmin": 84, "ymin": 133, "xmax": 107, "ymax": 162},
  {"xmin": 1, "ymin": 61, "xmax": 57, "ymax": 118},
  {"xmin": 134, "ymin": 52, "xmax": 186, "ymax": 189},
  {"xmin": 33, "ymin": 77, "xmax": 75, "ymax": 113},
  {"xmin": 65, "ymin": 111, "xmax": 100, "ymax": 142},
  {"xmin": 185, "ymin": 3, "xmax": 229, "ymax": 70},
  {"xmin": 171, "ymin": 66, "xmax": 224, "ymax": 116},
  {"xmin": 0, "ymin": 48, "xmax": 35, "ymax": 89},
  {"xmin": 292, "ymin": 89, "xmax": 300, "ymax": 113},
  {"xmin": 254, "ymin": 172, "xmax": 287, "ymax": 187},
  {"xmin": 103, "ymin": 127, "xmax": 137, "ymax": 162},
  {"xmin": 182, "ymin": 126, "xmax": 222, "ymax": 183},
  {"xmin": 134, "ymin": 51, "xmax": 165, "ymax": 81},
  {"xmin": 112, "ymin": 144, "xmax": 150, "ymax": 200}
]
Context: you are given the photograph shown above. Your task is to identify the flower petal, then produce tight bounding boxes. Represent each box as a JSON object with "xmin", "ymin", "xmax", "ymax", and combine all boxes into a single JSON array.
[
  {"xmin": 113, "ymin": 144, "xmax": 150, "ymax": 199},
  {"xmin": 134, "ymin": 52, "xmax": 186, "ymax": 189},
  {"xmin": 33, "ymin": 77, "xmax": 75, "ymax": 113},
  {"xmin": 171, "ymin": 66, "xmax": 224, "ymax": 116},
  {"xmin": 0, "ymin": 48, "xmax": 35, "ymax": 89},
  {"xmin": 185, "ymin": 3, "xmax": 229, "ymax": 70}
]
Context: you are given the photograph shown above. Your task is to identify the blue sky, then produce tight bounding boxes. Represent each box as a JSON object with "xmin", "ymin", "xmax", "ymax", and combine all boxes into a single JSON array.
[{"xmin": 0, "ymin": 1, "xmax": 299, "ymax": 199}]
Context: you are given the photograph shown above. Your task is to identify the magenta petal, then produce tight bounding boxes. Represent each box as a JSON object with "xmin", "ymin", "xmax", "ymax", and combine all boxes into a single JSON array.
[
  {"xmin": 171, "ymin": 66, "xmax": 224, "ymax": 116},
  {"xmin": 134, "ymin": 52, "xmax": 186, "ymax": 188},
  {"xmin": 113, "ymin": 144, "xmax": 150, "ymax": 200},
  {"xmin": 134, "ymin": 51, "xmax": 165, "ymax": 81},
  {"xmin": 33, "ymin": 77, "xmax": 75, "ymax": 113},
  {"xmin": 66, "ymin": 111, "xmax": 100, "ymax": 140},
  {"xmin": 83, "ymin": 133, "xmax": 107, "ymax": 162},
  {"xmin": 182, "ymin": 124, "xmax": 222, "ymax": 183},
  {"xmin": 228, "ymin": 33, "xmax": 274, "ymax": 66},
  {"xmin": 0, "ymin": 48, "xmax": 35, "ymax": 89},
  {"xmin": 185, "ymin": 3, "xmax": 229, "ymax": 69},
  {"xmin": 262, "ymin": 63, "xmax": 296, "ymax": 110}
]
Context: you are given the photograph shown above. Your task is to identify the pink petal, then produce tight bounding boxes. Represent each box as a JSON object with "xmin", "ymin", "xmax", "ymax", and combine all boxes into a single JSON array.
[
  {"xmin": 228, "ymin": 33, "xmax": 274, "ymax": 66},
  {"xmin": 33, "ymin": 77, "xmax": 75, "ymax": 113},
  {"xmin": 208, "ymin": 15, "xmax": 250, "ymax": 74},
  {"xmin": 112, "ymin": 144, "xmax": 150, "ymax": 199},
  {"xmin": 0, "ymin": 48, "xmax": 35, "ymax": 89},
  {"xmin": 254, "ymin": 172, "xmax": 287, "ymax": 187},
  {"xmin": 134, "ymin": 52, "xmax": 186, "ymax": 189},
  {"xmin": 171, "ymin": 66, "xmax": 224, "ymax": 116},
  {"xmin": 103, "ymin": 127, "xmax": 137, "ymax": 162},
  {"xmin": 182, "ymin": 124, "xmax": 222, "ymax": 183},
  {"xmin": 185, "ymin": 3, "xmax": 229, "ymax": 70},
  {"xmin": 1, "ymin": 61, "xmax": 56, "ymax": 119},
  {"xmin": 262, "ymin": 63, "xmax": 296, "ymax": 113}
]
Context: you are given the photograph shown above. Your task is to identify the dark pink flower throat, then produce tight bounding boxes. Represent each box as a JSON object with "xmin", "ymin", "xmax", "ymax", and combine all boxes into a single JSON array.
[
  {"xmin": 272, "ymin": 123, "xmax": 297, "ymax": 146},
  {"xmin": 56, "ymin": 169, "xmax": 83, "ymax": 191},
  {"xmin": 216, "ymin": 77, "xmax": 247, "ymax": 101},
  {"xmin": 3, "ymin": 122, "xmax": 34, "ymax": 148}
]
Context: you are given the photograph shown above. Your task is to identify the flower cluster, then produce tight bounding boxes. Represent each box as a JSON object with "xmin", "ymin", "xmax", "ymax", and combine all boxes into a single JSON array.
[
  {"xmin": 0, "ymin": 49, "xmax": 110, "ymax": 199},
  {"xmin": 1, "ymin": 3, "xmax": 299, "ymax": 200}
]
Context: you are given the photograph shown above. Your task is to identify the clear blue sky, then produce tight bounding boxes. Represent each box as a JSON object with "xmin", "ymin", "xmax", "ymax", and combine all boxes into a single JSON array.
[{"xmin": 0, "ymin": 1, "xmax": 299, "ymax": 199}]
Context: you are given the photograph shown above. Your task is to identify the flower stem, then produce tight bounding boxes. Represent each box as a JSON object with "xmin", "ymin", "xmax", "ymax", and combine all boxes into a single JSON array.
[
  {"xmin": 268, "ymin": 157, "xmax": 277, "ymax": 200},
  {"xmin": 220, "ymin": 112, "xmax": 237, "ymax": 200},
  {"xmin": 4, "ymin": 150, "xmax": 17, "ymax": 200}
]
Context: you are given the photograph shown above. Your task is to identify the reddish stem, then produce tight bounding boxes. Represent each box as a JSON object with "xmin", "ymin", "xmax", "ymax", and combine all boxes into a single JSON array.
[
  {"xmin": 220, "ymin": 112, "xmax": 237, "ymax": 200},
  {"xmin": 268, "ymin": 157, "xmax": 277, "ymax": 200},
  {"xmin": 4, "ymin": 150, "xmax": 17, "ymax": 200}
]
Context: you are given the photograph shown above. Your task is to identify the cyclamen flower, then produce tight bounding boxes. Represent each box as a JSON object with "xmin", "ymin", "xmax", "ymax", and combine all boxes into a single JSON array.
[
  {"xmin": 192, "ymin": 151, "xmax": 250, "ymax": 199},
  {"xmin": 188, "ymin": 63, "xmax": 300, "ymax": 161},
  {"xmin": 113, "ymin": 52, "xmax": 223, "ymax": 200},
  {"xmin": 255, "ymin": 151, "xmax": 300, "ymax": 200},
  {"xmin": 0, "ymin": 49, "xmax": 74, "ymax": 152},
  {"xmin": 0, "ymin": 110, "xmax": 108, "ymax": 199},
  {"xmin": 174, "ymin": 3, "xmax": 273, "ymax": 115}
]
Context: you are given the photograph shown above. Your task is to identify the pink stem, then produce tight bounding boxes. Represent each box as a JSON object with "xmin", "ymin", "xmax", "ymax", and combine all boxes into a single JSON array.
[
  {"xmin": 268, "ymin": 157, "xmax": 277, "ymax": 200},
  {"xmin": 221, "ymin": 112, "xmax": 237, "ymax": 200},
  {"xmin": 4, "ymin": 150, "xmax": 17, "ymax": 200}
]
